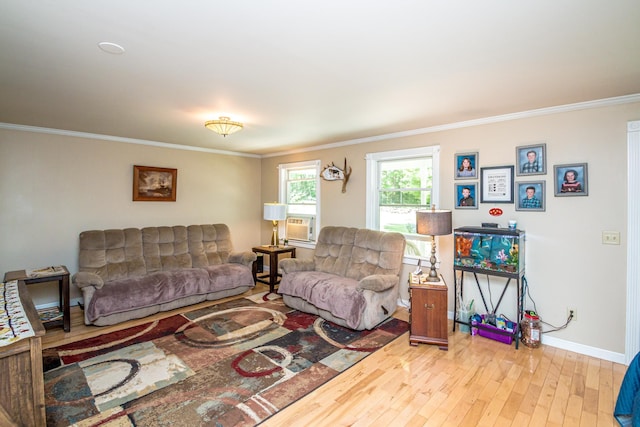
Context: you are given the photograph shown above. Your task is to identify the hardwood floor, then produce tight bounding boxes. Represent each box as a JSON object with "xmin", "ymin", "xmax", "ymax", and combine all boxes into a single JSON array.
[{"xmin": 42, "ymin": 285, "xmax": 623, "ymax": 426}]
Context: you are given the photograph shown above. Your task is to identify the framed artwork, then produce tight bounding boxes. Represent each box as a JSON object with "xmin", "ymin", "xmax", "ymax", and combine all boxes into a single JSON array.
[
  {"xmin": 455, "ymin": 183, "xmax": 478, "ymax": 209},
  {"xmin": 480, "ymin": 165, "xmax": 514, "ymax": 203},
  {"xmin": 454, "ymin": 152, "xmax": 478, "ymax": 180},
  {"xmin": 516, "ymin": 181, "xmax": 545, "ymax": 212},
  {"xmin": 133, "ymin": 165, "xmax": 177, "ymax": 201},
  {"xmin": 516, "ymin": 143, "xmax": 546, "ymax": 176},
  {"xmin": 554, "ymin": 163, "xmax": 588, "ymax": 196}
]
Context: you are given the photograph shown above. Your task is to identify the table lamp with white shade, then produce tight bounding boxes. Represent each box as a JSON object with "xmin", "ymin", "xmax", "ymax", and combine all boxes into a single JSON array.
[{"xmin": 264, "ymin": 203, "xmax": 287, "ymax": 246}]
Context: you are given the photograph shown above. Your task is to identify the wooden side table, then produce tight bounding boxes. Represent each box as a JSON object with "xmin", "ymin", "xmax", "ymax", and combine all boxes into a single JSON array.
[
  {"xmin": 251, "ymin": 246, "xmax": 296, "ymax": 293},
  {"xmin": 4, "ymin": 265, "xmax": 71, "ymax": 332},
  {"xmin": 409, "ymin": 282, "xmax": 448, "ymax": 350}
]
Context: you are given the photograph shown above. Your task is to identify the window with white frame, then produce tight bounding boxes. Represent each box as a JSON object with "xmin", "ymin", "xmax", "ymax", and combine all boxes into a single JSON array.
[
  {"xmin": 366, "ymin": 146, "xmax": 440, "ymax": 259},
  {"xmin": 278, "ymin": 160, "xmax": 320, "ymax": 243}
]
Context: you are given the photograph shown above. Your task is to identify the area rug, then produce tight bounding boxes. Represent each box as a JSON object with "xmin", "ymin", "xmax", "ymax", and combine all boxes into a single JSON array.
[{"xmin": 43, "ymin": 293, "xmax": 408, "ymax": 426}]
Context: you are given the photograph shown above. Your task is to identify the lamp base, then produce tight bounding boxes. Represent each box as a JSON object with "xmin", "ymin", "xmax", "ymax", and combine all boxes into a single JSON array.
[
  {"xmin": 270, "ymin": 220, "xmax": 279, "ymax": 246},
  {"xmin": 425, "ymin": 272, "xmax": 441, "ymax": 282},
  {"xmin": 426, "ymin": 235, "xmax": 441, "ymax": 282}
]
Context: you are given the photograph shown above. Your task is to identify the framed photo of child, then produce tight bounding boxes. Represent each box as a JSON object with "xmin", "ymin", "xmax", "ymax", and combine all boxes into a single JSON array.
[
  {"xmin": 554, "ymin": 163, "xmax": 588, "ymax": 196},
  {"xmin": 455, "ymin": 183, "xmax": 478, "ymax": 209},
  {"xmin": 516, "ymin": 181, "xmax": 545, "ymax": 212},
  {"xmin": 516, "ymin": 143, "xmax": 546, "ymax": 176},
  {"xmin": 454, "ymin": 152, "xmax": 478, "ymax": 180}
]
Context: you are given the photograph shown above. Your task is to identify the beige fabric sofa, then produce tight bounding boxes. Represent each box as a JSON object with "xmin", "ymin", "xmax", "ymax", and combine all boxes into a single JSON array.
[
  {"xmin": 73, "ymin": 224, "xmax": 256, "ymax": 326},
  {"xmin": 278, "ymin": 226, "xmax": 406, "ymax": 330}
]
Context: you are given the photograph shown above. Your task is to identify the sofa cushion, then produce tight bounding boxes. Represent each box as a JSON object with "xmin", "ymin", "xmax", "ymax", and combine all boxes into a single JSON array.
[
  {"xmin": 143, "ymin": 226, "xmax": 193, "ymax": 273},
  {"xmin": 86, "ymin": 268, "xmax": 211, "ymax": 322},
  {"xmin": 78, "ymin": 228, "xmax": 146, "ymax": 282},
  {"xmin": 279, "ymin": 271, "xmax": 365, "ymax": 329},
  {"xmin": 203, "ymin": 264, "xmax": 254, "ymax": 290}
]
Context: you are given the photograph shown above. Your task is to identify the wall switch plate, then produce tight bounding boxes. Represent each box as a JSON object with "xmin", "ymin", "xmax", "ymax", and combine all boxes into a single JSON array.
[{"xmin": 602, "ymin": 231, "xmax": 621, "ymax": 245}]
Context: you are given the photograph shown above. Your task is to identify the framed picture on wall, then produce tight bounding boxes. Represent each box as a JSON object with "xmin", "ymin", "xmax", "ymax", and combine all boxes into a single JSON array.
[
  {"xmin": 454, "ymin": 152, "xmax": 478, "ymax": 180},
  {"xmin": 480, "ymin": 165, "xmax": 514, "ymax": 203},
  {"xmin": 554, "ymin": 163, "xmax": 588, "ymax": 196},
  {"xmin": 516, "ymin": 181, "xmax": 545, "ymax": 211},
  {"xmin": 133, "ymin": 165, "xmax": 177, "ymax": 201},
  {"xmin": 516, "ymin": 143, "xmax": 546, "ymax": 176},
  {"xmin": 455, "ymin": 183, "xmax": 478, "ymax": 209}
]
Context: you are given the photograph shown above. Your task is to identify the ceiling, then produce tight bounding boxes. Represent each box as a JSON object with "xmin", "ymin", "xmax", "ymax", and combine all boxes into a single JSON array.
[{"xmin": 1, "ymin": 1, "xmax": 640, "ymax": 156}]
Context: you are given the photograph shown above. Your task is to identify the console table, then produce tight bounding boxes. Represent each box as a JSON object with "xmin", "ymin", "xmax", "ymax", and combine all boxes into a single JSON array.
[
  {"xmin": 0, "ymin": 280, "xmax": 46, "ymax": 427},
  {"xmin": 252, "ymin": 245, "xmax": 296, "ymax": 293},
  {"xmin": 4, "ymin": 265, "xmax": 71, "ymax": 332}
]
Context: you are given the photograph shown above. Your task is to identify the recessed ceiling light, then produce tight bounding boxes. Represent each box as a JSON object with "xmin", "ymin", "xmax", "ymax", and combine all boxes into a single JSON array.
[{"xmin": 98, "ymin": 42, "xmax": 125, "ymax": 55}]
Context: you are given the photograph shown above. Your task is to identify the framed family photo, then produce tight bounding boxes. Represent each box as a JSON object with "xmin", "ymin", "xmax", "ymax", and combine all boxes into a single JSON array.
[
  {"xmin": 554, "ymin": 163, "xmax": 588, "ymax": 196},
  {"xmin": 133, "ymin": 165, "xmax": 177, "ymax": 202},
  {"xmin": 516, "ymin": 181, "xmax": 545, "ymax": 212},
  {"xmin": 516, "ymin": 143, "xmax": 546, "ymax": 176},
  {"xmin": 454, "ymin": 152, "xmax": 478, "ymax": 180},
  {"xmin": 455, "ymin": 183, "xmax": 478, "ymax": 210},
  {"xmin": 480, "ymin": 165, "xmax": 514, "ymax": 203}
]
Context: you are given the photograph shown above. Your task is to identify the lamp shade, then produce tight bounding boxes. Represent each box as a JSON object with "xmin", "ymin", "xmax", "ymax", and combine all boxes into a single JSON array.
[
  {"xmin": 416, "ymin": 209, "xmax": 452, "ymax": 236},
  {"xmin": 264, "ymin": 203, "xmax": 287, "ymax": 221}
]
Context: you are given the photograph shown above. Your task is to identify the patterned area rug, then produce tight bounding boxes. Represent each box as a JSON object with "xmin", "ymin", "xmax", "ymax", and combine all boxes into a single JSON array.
[{"xmin": 43, "ymin": 293, "xmax": 408, "ymax": 426}]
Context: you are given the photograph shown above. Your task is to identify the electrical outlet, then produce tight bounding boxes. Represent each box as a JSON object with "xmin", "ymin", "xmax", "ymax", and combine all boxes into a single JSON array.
[
  {"xmin": 602, "ymin": 231, "xmax": 620, "ymax": 245},
  {"xmin": 567, "ymin": 307, "xmax": 577, "ymax": 321}
]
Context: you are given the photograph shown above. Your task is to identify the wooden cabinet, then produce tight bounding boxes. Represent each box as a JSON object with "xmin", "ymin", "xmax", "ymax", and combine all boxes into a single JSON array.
[
  {"xmin": 0, "ymin": 281, "xmax": 46, "ymax": 426},
  {"xmin": 409, "ymin": 283, "xmax": 448, "ymax": 350}
]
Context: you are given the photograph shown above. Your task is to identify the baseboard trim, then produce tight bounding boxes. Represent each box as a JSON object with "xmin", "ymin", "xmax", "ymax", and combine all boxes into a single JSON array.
[
  {"xmin": 445, "ymin": 311, "xmax": 626, "ymax": 365},
  {"xmin": 36, "ymin": 297, "xmax": 83, "ymax": 311}
]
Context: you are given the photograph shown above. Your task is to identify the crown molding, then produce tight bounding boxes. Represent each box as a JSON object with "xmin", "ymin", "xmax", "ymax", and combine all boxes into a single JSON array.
[
  {"xmin": 0, "ymin": 123, "xmax": 261, "ymax": 159},
  {"xmin": 263, "ymin": 93, "xmax": 640, "ymax": 158},
  {"xmin": 2, "ymin": 94, "xmax": 638, "ymax": 159}
]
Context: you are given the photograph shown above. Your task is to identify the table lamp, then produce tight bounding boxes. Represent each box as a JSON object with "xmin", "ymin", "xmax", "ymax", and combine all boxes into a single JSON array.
[
  {"xmin": 416, "ymin": 206, "xmax": 452, "ymax": 282},
  {"xmin": 264, "ymin": 202, "xmax": 287, "ymax": 246}
]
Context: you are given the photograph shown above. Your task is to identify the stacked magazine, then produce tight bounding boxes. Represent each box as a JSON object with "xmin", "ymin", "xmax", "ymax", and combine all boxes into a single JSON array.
[
  {"xmin": 26, "ymin": 265, "xmax": 65, "ymax": 278},
  {"xmin": 37, "ymin": 307, "xmax": 63, "ymax": 323}
]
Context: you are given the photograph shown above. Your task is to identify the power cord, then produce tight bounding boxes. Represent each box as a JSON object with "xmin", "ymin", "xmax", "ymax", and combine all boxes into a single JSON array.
[{"xmin": 522, "ymin": 276, "xmax": 574, "ymax": 334}]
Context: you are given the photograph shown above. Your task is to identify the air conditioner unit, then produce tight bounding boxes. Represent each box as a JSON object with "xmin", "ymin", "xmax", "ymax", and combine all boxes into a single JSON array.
[{"xmin": 285, "ymin": 215, "xmax": 315, "ymax": 242}]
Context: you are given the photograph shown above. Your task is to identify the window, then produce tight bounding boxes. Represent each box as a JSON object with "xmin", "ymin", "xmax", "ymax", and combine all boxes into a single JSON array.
[
  {"xmin": 278, "ymin": 160, "xmax": 320, "ymax": 244},
  {"xmin": 366, "ymin": 146, "xmax": 440, "ymax": 259}
]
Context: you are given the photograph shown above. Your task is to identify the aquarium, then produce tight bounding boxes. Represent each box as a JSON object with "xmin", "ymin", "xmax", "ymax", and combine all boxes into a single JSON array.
[{"xmin": 454, "ymin": 226, "xmax": 525, "ymax": 275}]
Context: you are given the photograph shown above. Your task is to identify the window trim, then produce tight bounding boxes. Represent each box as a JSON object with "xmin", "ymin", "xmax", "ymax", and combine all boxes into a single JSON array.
[{"xmin": 365, "ymin": 146, "xmax": 441, "ymax": 263}]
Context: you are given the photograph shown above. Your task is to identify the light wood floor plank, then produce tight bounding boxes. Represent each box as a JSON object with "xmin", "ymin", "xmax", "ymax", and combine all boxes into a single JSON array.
[{"xmin": 39, "ymin": 284, "xmax": 625, "ymax": 426}]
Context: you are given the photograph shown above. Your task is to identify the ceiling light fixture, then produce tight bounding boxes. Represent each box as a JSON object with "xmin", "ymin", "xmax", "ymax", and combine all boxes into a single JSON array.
[
  {"xmin": 98, "ymin": 42, "xmax": 125, "ymax": 55},
  {"xmin": 204, "ymin": 116, "xmax": 243, "ymax": 137}
]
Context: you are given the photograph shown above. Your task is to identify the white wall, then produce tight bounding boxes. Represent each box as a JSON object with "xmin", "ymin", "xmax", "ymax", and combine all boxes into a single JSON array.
[
  {"xmin": 0, "ymin": 129, "xmax": 262, "ymax": 305},
  {"xmin": 261, "ymin": 100, "xmax": 640, "ymax": 359}
]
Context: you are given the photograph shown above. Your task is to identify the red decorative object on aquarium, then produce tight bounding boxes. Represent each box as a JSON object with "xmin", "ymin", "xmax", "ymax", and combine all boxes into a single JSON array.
[{"xmin": 489, "ymin": 208, "xmax": 503, "ymax": 216}]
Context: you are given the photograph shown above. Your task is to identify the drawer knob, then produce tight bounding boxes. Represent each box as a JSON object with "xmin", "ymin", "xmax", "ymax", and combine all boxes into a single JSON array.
[{"xmin": 425, "ymin": 303, "xmax": 435, "ymax": 309}]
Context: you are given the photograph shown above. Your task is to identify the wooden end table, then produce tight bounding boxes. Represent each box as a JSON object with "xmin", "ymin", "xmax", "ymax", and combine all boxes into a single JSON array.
[
  {"xmin": 409, "ymin": 282, "xmax": 448, "ymax": 350},
  {"xmin": 251, "ymin": 245, "xmax": 296, "ymax": 293},
  {"xmin": 4, "ymin": 265, "xmax": 71, "ymax": 332}
]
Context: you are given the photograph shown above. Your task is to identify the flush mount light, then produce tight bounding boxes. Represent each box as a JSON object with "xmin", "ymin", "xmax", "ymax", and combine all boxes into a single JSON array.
[
  {"xmin": 98, "ymin": 42, "xmax": 125, "ymax": 54},
  {"xmin": 204, "ymin": 116, "xmax": 244, "ymax": 137}
]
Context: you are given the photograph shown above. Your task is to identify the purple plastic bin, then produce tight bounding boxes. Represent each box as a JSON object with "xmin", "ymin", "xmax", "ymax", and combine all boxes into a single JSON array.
[{"xmin": 472, "ymin": 315, "xmax": 518, "ymax": 345}]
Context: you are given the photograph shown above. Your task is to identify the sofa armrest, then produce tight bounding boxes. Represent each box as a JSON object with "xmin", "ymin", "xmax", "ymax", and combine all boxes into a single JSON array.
[
  {"xmin": 228, "ymin": 251, "xmax": 258, "ymax": 267},
  {"xmin": 357, "ymin": 274, "xmax": 399, "ymax": 292},
  {"xmin": 280, "ymin": 258, "xmax": 315, "ymax": 273},
  {"xmin": 72, "ymin": 272, "xmax": 104, "ymax": 289}
]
